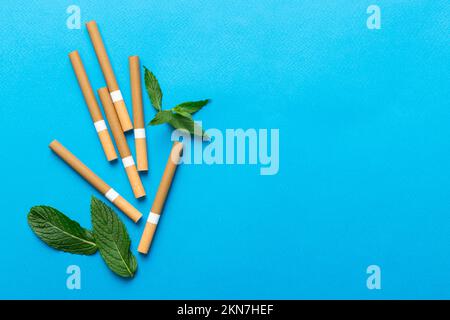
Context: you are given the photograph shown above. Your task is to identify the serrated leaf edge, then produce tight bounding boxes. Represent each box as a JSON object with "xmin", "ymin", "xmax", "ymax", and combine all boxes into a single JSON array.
[{"xmin": 28, "ymin": 206, "xmax": 97, "ymax": 253}]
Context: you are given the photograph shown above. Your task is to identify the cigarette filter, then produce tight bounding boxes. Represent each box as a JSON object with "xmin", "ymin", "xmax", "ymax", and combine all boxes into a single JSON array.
[
  {"xmin": 129, "ymin": 56, "xmax": 148, "ymax": 171},
  {"xmin": 49, "ymin": 140, "xmax": 142, "ymax": 222},
  {"xmin": 68, "ymin": 50, "xmax": 117, "ymax": 162},
  {"xmin": 138, "ymin": 142, "xmax": 183, "ymax": 254},
  {"xmin": 86, "ymin": 20, "xmax": 133, "ymax": 132},
  {"xmin": 98, "ymin": 87, "xmax": 146, "ymax": 199}
]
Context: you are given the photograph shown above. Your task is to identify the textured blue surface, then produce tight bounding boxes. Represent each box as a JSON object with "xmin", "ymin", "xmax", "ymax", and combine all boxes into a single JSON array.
[{"xmin": 0, "ymin": 0, "xmax": 449, "ymax": 299}]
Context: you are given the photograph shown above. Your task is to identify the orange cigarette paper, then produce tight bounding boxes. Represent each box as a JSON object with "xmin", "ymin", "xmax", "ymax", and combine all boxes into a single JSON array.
[
  {"xmin": 98, "ymin": 87, "xmax": 146, "ymax": 199},
  {"xmin": 129, "ymin": 56, "xmax": 148, "ymax": 171},
  {"xmin": 49, "ymin": 140, "xmax": 142, "ymax": 222},
  {"xmin": 86, "ymin": 20, "xmax": 133, "ymax": 132},
  {"xmin": 68, "ymin": 50, "xmax": 117, "ymax": 162},
  {"xmin": 138, "ymin": 142, "xmax": 183, "ymax": 254}
]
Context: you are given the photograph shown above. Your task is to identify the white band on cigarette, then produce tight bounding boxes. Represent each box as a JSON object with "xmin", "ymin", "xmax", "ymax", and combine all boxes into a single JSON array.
[
  {"xmin": 122, "ymin": 156, "xmax": 135, "ymax": 168},
  {"xmin": 110, "ymin": 90, "xmax": 123, "ymax": 102},
  {"xmin": 147, "ymin": 212, "xmax": 160, "ymax": 225},
  {"xmin": 134, "ymin": 128, "xmax": 146, "ymax": 139},
  {"xmin": 93, "ymin": 120, "xmax": 107, "ymax": 132},
  {"xmin": 105, "ymin": 188, "xmax": 119, "ymax": 202}
]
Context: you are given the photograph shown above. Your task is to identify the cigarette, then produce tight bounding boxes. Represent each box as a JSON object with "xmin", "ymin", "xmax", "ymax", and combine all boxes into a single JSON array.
[
  {"xmin": 138, "ymin": 142, "xmax": 183, "ymax": 254},
  {"xmin": 68, "ymin": 50, "xmax": 117, "ymax": 162},
  {"xmin": 49, "ymin": 140, "xmax": 142, "ymax": 222},
  {"xmin": 98, "ymin": 87, "xmax": 146, "ymax": 199},
  {"xmin": 86, "ymin": 20, "xmax": 133, "ymax": 132},
  {"xmin": 129, "ymin": 56, "xmax": 148, "ymax": 171}
]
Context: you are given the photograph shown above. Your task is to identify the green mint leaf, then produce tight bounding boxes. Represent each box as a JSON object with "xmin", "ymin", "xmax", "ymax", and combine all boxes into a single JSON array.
[
  {"xmin": 168, "ymin": 112, "xmax": 208, "ymax": 138},
  {"xmin": 144, "ymin": 66, "xmax": 163, "ymax": 112},
  {"xmin": 173, "ymin": 99, "xmax": 210, "ymax": 115},
  {"xmin": 27, "ymin": 206, "xmax": 97, "ymax": 255},
  {"xmin": 149, "ymin": 110, "xmax": 173, "ymax": 125},
  {"xmin": 172, "ymin": 108, "xmax": 193, "ymax": 119},
  {"xmin": 91, "ymin": 196, "xmax": 137, "ymax": 278}
]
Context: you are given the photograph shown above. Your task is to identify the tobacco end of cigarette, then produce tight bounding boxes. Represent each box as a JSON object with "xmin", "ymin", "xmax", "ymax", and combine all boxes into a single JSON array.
[
  {"xmin": 114, "ymin": 196, "xmax": 143, "ymax": 223},
  {"xmin": 98, "ymin": 86, "xmax": 108, "ymax": 94},
  {"xmin": 86, "ymin": 20, "xmax": 97, "ymax": 27},
  {"xmin": 137, "ymin": 222, "xmax": 156, "ymax": 254},
  {"xmin": 97, "ymin": 130, "xmax": 118, "ymax": 161},
  {"xmin": 114, "ymin": 100, "xmax": 134, "ymax": 132},
  {"xmin": 134, "ymin": 214, "xmax": 142, "ymax": 223},
  {"xmin": 137, "ymin": 248, "xmax": 148, "ymax": 255},
  {"xmin": 129, "ymin": 56, "xmax": 140, "ymax": 70},
  {"xmin": 125, "ymin": 165, "xmax": 146, "ymax": 198},
  {"xmin": 173, "ymin": 141, "xmax": 183, "ymax": 152},
  {"xmin": 106, "ymin": 155, "xmax": 118, "ymax": 162},
  {"xmin": 68, "ymin": 50, "xmax": 78, "ymax": 58},
  {"xmin": 49, "ymin": 139, "xmax": 59, "ymax": 150},
  {"xmin": 170, "ymin": 141, "xmax": 184, "ymax": 163}
]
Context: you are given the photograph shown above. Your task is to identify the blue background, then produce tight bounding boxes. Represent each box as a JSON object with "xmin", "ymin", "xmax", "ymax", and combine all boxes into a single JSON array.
[{"xmin": 0, "ymin": 0, "xmax": 449, "ymax": 299}]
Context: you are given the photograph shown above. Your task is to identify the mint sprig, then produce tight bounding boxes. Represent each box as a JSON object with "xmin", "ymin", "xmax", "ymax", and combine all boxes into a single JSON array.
[
  {"xmin": 144, "ymin": 66, "xmax": 211, "ymax": 138},
  {"xmin": 27, "ymin": 197, "xmax": 137, "ymax": 278},
  {"xmin": 173, "ymin": 100, "xmax": 210, "ymax": 115},
  {"xmin": 149, "ymin": 110, "xmax": 173, "ymax": 125},
  {"xmin": 28, "ymin": 206, "xmax": 97, "ymax": 255},
  {"xmin": 144, "ymin": 67, "xmax": 163, "ymax": 112},
  {"xmin": 91, "ymin": 197, "xmax": 137, "ymax": 278}
]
